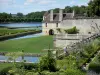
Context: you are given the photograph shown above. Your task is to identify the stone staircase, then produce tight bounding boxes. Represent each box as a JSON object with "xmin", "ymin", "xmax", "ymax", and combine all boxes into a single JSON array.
[{"xmin": 66, "ymin": 33, "xmax": 100, "ymax": 53}]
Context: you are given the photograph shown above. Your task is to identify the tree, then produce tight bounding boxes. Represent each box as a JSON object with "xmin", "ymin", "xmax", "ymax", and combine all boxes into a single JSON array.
[
  {"xmin": 53, "ymin": 8, "xmax": 60, "ymax": 13},
  {"xmin": 17, "ymin": 12, "xmax": 23, "ymax": 17},
  {"xmin": 39, "ymin": 50, "xmax": 57, "ymax": 72},
  {"xmin": 64, "ymin": 6, "xmax": 73, "ymax": 13},
  {"xmin": 87, "ymin": 0, "xmax": 100, "ymax": 16},
  {"xmin": 5, "ymin": 52, "xmax": 25, "ymax": 75}
]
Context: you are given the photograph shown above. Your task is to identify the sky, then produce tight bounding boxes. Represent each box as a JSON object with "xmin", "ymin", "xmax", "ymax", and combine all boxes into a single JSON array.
[{"xmin": 0, "ymin": 0, "xmax": 90, "ymax": 14}]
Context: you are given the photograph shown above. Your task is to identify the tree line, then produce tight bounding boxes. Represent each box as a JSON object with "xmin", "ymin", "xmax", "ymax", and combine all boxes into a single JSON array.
[{"xmin": 0, "ymin": 0, "xmax": 100, "ymax": 23}]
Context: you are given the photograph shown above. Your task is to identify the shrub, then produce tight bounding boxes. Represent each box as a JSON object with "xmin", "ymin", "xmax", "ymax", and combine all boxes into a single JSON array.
[
  {"xmin": 24, "ymin": 63, "xmax": 39, "ymax": 71},
  {"xmin": 64, "ymin": 26, "xmax": 79, "ymax": 34},
  {"xmin": 0, "ymin": 67, "xmax": 12, "ymax": 75},
  {"xmin": 88, "ymin": 63, "xmax": 100, "ymax": 73},
  {"xmin": 56, "ymin": 28, "xmax": 61, "ymax": 33},
  {"xmin": 57, "ymin": 55, "xmax": 64, "ymax": 60},
  {"xmin": 64, "ymin": 69, "xmax": 86, "ymax": 75},
  {"xmin": 40, "ymin": 56, "xmax": 57, "ymax": 72}
]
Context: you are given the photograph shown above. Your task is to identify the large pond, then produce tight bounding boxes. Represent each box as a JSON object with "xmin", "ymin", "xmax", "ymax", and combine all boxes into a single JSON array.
[
  {"xmin": 0, "ymin": 55, "xmax": 39, "ymax": 63},
  {"xmin": 0, "ymin": 22, "xmax": 42, "ymax": 28},
  {"xmin": 0, "ymin": 23, "xmax": 42, "ymax": 62},
  {"xmin": 0, "ymin": 22, "xmax": 43, "ymax": 39}
]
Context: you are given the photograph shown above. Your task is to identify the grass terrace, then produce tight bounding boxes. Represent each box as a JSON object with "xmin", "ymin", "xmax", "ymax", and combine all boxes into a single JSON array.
[{"xmin": 0, "ymin": 36, "xmax": 53, "ymax": 53}]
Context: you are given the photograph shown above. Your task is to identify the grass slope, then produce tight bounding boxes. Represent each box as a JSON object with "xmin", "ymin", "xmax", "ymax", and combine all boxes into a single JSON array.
[{"xmin": 0, "ymin": 36, "xmax": 53, "ymax": 53}]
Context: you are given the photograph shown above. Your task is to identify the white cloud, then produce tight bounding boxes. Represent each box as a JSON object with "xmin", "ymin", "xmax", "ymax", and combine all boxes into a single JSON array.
[
  {"xmin": 0, "ymin": 0, "xmax": 15, "ymax": 4},
  {"xmin": 70, "ymin": 0, "xmax": 76, "ymax": 5},
  {"xmin": 24, "ymin": 0, "xmax": 35, "ymax": 5},
  {"xmin": 38, "ymin": 0, "xmax": 56, "ymax": 5},
  {"xmin": 24, "ymin": 0, "xmax": 56, "ymax": 5}
]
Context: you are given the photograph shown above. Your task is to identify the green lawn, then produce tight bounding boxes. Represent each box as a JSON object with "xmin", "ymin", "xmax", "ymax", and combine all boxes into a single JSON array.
[{"xmin": 0, "ymin": 36, "xmax": 53, "ymax": 53}]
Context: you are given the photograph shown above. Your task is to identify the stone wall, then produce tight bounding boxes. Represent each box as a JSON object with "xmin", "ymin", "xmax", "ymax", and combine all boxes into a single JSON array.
[
  {"xmin": 42, "ymin": 19, "xmax": 100, "ymax": 48},
  {"xmin": 42, "ymin": 23, "xmax": 61, "ymax": 35},
  {"xmin": 60, "ymin": 19, "xmax": 100, "ymax": 34},
  {"xmin": 54, "ymin": 34, "xmax": 92, "ymax": 48},
  {"xmin": 42, "ymin": 19, "xmax": 100, "ymax": 35}
]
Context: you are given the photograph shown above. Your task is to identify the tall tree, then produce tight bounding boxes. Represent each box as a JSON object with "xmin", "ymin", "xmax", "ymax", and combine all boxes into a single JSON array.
[
  {"xmin": 64, "ymin": 6, "xmax": 73, "ymax": 13},
  {"xmin": 87, "ymin": 0, "xmax": 100, "ymax": 16},
  {"xmin": 17, "ymin": 12, "xmax": 23, "ymax": 17}
]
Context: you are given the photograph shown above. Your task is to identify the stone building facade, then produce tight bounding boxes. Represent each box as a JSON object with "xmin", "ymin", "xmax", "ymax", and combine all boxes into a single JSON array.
[
  {"xmin": 42, "ymin": 9, "xmax": 100, "ymax": 48},
  {"xmin": 42, "ymin": 9, "xmax": 100, "ymax": 35}
]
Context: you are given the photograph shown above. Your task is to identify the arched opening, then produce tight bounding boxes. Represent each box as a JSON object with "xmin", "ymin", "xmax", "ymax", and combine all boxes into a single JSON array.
[{"xmin": 49, "ymin": 29, "xmax": 54, "ymax": 35}]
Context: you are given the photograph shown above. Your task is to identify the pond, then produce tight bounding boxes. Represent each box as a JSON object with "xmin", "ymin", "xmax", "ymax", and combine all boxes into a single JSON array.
[
  {"xmin": 0, "ymin": 22, "xmax": 42, "ymax": 28},
  {"xmin": 0, "ymin": 55, "xmax": 39, "ymax": 63},
  {"xmin": 0, "ymin": 22, "xmax": 43, "ymax": 40},
  {"xmin": 0, "ymin": 23, "xmax": 42, "ymax": 62}
]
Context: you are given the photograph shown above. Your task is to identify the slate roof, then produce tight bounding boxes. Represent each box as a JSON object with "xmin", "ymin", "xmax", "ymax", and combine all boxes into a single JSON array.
[{"xmin": 43, "ymin": 12, "xmax": 74, "ymax": 23}]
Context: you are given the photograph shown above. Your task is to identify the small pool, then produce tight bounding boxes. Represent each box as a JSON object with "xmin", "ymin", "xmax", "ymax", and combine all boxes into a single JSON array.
[{"xmin": 0, "ymin": 55, "xmax": 39, "ymax": 63}]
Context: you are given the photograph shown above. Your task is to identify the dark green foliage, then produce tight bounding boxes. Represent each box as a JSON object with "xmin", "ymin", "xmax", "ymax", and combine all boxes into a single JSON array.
[
  {"xmin": 26, "ymin": 11, "xmax": 45, "ymax": 19},
  {"xmin": 89, "ymin": 63, "xmax": 100, "ymax": 73},
  {"xmin": 17, "ymin": 13, "xmax": 23, "ymax": 17},
  {"xmin": 64, "ymin": 26, "xmax": 79, "ymax": 34},
  {"xmin": 87, "ymin": 0, "xmax": 100, "ymax": 17},
  {"xmin": 56, "ymin": 28, "xmax": 61, "ymax": 33},
  {"xmin": 40, "ymin": 56, "xmax": 57, "ymax": 72},
  {"xmin": 0, "ymin": 67, "xmax": 12, "ymax": 75},
  {"xmin": 64, "ymin": 69, "xmax": 85, "ymax": 75},
  {"xmin": 24, "ymin": 63, "xmax": 39, "ymax": 70},
  {"xmin": 39, "ymin": 50, "xmax": 57, "ymax": 72}
]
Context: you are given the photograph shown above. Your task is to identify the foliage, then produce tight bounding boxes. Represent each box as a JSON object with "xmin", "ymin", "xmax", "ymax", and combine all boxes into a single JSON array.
[
  {"xmin": 0, "ymin": 28, "xmax": 37, "ymax": 36},
  {"xmin": 89, "ymin": 63, "xmax": 100, "ymax": 73},
  {"xmin": 64, "ymin": 26, "xmax": 79, "ymax": 34},
  {"xmin": 24, "ymin": 63, "xmax": 39, "ymax": 71},
  {"xmin": 0, "ymin": 13, "xmax": 12, "ymax": 19},
  {"xmin": 0, "ymin": 11, "xmax": 44, "ymax": 23},
  {"xmin": 17, "ymin": 12, "xmax": 24, "ymax": 17},
  {"xmin": 0, "ymin": 67, "xmax": 12, "ymax": 75},
  {"xmin": 87, "ymin": 0, "xmax": 100, "ymax": 17},
  {"xmin": 64, "ymin": 69, "xmax": 85, "ymax": 75},
  {"xmin": 69, "ymin": 38, "xmax": 100, "ymax": 68},
  {"xmin": 26, "ymin": 11, "xmax": 45, "ymax": 19},
  {"xmin": 5, "ymin": 52, "xmax": 26, "ymax": 75},
  {"xmin": 56, "ymin": 28, "xmax": 61, "ymax": 33},
  {"xmin": 39, "ymin": 50, "xmax": 57, "ymax": 72},
  {"xmin": 1, "ymin": 0, "xmax": 100, "ymax": 23}
]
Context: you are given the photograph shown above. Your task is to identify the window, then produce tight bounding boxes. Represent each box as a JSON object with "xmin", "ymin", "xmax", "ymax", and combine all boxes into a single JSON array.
[
  {"xmin": 56, "ymin": 23, "xmax": 58, "ymax": 27},
  {"xmin": 46, "ymin": 23, "xmax": 47, "ymax": 27},
  {"xmin": 88, "ymin": 32, "xmax": 91, "ymax": 34}
]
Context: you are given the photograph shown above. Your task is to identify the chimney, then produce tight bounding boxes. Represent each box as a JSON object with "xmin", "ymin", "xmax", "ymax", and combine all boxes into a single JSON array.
[
  {"xmin": 50, "ymin": 9, "xmax": 53, "ymax": 21},
  {"xmin": 72, "ymin": 10, "xmax": 75, "ymax": 18},
  {"xmin": 59, "ymin": 9, "xmax": 63, "ymax": 21}
]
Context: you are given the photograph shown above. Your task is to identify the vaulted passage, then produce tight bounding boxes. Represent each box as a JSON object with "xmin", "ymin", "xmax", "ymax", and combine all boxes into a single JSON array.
[{"xmin": 49, "ymin": 29, "xmax": 54, "ymax": 35}]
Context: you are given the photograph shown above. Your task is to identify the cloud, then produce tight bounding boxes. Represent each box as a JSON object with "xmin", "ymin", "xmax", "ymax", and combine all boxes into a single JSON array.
[
  {"xmin": 70, "ymin": 0, "xmax": 76, "ymax": 5},
  {"xmin": 24, "ymin": 0, "xmax": 56, "ymax": 5},
  {"xmin": 24, "ymin": 0, "xmax": 35, "ymax": 5},
  {"xmin": 38, "ymin": 0, "xmax": 56, "ymax": 5},
  {"xmin": 0, "ymin": 0, "xmax": 15, "ymax": 5}
]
